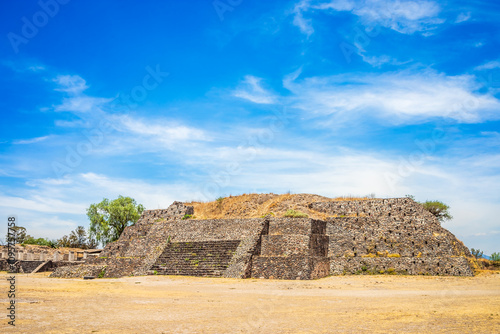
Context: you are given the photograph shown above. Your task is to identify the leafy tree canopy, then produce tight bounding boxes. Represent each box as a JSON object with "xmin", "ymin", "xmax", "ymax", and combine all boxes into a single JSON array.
[
  {"xmin": 471, "ymin": 248, "xmax": 484, "ymax": 259},
  {"xmin": 57, "ymin": 226, "xmax": 97, "ymax": 249},
  {"xmin": 23, "ymin": 236, "xmax": 57, "ymax": 248},
  {"xmin": 87, "ymin": 196, "xmax": 144, "ymax": 246},
  {"xmin": 421, "ymin": 200, "xmax": 453, "ymax": 223},
  {"xmin": 6, "ymin": 226, "xmax": 28, "ymax": 244}
]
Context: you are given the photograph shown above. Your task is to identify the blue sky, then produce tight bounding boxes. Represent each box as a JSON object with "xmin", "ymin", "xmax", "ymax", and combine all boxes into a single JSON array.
[{"xmin": 0, "ymin": 0, "xmax": 499, "ymax": 254}]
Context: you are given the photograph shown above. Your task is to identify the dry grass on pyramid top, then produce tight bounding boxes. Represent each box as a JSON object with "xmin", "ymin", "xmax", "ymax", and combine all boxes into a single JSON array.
[{"xmin": 185, "ymin": 193, "xmax": 371, "ymax": 220}]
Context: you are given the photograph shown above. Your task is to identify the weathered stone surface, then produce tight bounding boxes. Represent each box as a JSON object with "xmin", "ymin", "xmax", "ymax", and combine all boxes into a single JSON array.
[
  {"xmin": 51, "ymin": 197, "xmax": 474, "ymax": 279},
  {"xmin": 253, "ymin": 217, "xmax": 331, "ymax": 279},
  {"xmin": 330, "ymin": 256, "xmax": 473, "ymax": 276}
]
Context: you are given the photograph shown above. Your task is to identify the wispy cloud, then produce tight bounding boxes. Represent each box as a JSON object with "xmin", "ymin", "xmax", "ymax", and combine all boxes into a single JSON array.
[
  {"xmin": 282, "ymin": 70, "xmax": 500, "ymax": 124},
  {"xmin": 13, "ymin": 135, "xmax": 51, "ymax": 145},
  {"xmin": 455, "ymin": 12, "xmax": 471, "ymax": 23},
  {"xmin": 232, "ymin": 75, "xmax": 277, "ymax": 104},
  {"xmin": 292, "ymin": 0, "xmax": 444, "ymax": 36},
  {"xmin": 54, "ymin": 96, "xmax": 112, "ymax": 113},
  {"xmin": 359, "ymin": 53, "xmax": 412, "ymax": 68},
  {"xmin": 474, "ymin": 60, "xmax": 500, "ymax": 71},
  {"xmin": 53, "ymin": 75, "xmax": 89, "ymax": 95},
  {"xmin": 116, "ymin": 115, "xmax": 212, "ymax": 149},
  {"xmin": 292, "ymin": 0, "xmax": 315, "ymax": 37}
]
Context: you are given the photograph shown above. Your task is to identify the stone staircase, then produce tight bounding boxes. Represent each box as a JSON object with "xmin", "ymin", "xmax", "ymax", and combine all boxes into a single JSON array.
[{"xmin": 149, "ymin": 240, "xmax": 241, "ymax": 277}]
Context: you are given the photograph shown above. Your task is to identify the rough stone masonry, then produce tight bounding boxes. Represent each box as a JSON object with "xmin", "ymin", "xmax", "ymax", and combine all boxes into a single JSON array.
[{"xmin": 50, "ymin": 198, "xmax": 474, "ymax": 279}]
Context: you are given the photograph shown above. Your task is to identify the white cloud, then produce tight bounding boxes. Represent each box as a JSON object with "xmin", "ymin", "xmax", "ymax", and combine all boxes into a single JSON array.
[
  {"xmin": 116, "ymin": 115, "xmax": 211, "ymax": 149},
  {"xmin": 232, "ymin": 75, "xmax": 277, "ymax": 104},
  {"xmin": 359, "ymin": 54, "xmax": 412, "ymax": 67},
  {"xmin": 13, "ymin": 135, "xmax": 51, "ymax": 145},
  {"xmin": 292, "ymin": 0, "xmax": 315, "ymax": 37},
  {"xmin": 53, "ymin": 75, "xmax": 89, "ymax": 95},
  {"xmin": 0, "ymin": 194, "xmax": 86, "ymax": 214},
  {"xmin": 455, "ymin": 12, "xmax": 471, "ymax": 23},
  {"xmin": 54, "ymin": 96, "xmax": 111, "ymax": 113},
  {"xmin": 0, "ymin": 173, "xmax": 196, "ymax": 240},
  {"xmin": 293, "ymin": 0, "xmax": 444, "ymax": 35},
  {"xmin": 474, "ymin": 60, "xmax": 500, "ymax": 71},
  {"xmin": 283, "ymin": 70, "xmax": 500, "ymax": 124}
]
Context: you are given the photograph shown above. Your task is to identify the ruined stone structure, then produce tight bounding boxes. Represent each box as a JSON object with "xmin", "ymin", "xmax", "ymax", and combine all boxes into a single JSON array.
[
  {"xmin": 0, "ymin": 244, "xmax": 99, "ymax": 274},
  {"xmin": 50, "ymin": 198, "xmax": 474, "ymax": 279}
]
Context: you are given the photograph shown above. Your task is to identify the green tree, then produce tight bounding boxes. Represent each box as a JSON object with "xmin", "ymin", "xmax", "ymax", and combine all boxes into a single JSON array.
[
  {"xmin": 471, "ymin": 248, "xmax": 483, "ymax": 259},
  {"xmin": 87, "ymin": 196, "xmax": 144, "ymax": 245},
  {"xmin": 489, "ymin": 252, "xmax": 499, "ymax": 262},
  {"xmin": 6, "ymin": 226, "xmax": 28, "ymax": 244},
  {"xmin": 57, "ymin": 226, "xmax": 96, "ymax": 249},
  {"xmin": 422, "ymin": 200, "xmax": 452, "ymax": 223},
  {"xmin": 22, "ymin": 236, "xmax": 57, "ymax": 248}
]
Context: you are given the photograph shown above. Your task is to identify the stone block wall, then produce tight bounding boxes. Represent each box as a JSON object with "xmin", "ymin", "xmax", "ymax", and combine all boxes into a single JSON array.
[
  {"xmin": 52, "ymin": 202, "xmax": 268, "ymax": 278},
  {"xmin": 251, "ymin": 218, "xmax": 330, "ymax": 279},
  {"xmin": 310, "ymin": 198, "xmax": 436, "ymax": 221},
  {"xmin": 330, "ymin": 257, "xmax": 473, "ymax": 276},
  {"xmin": 326, "ymin": 217, "xmax": 470, "ymax": 258},
  {"xmin": 50, "ymin": 197, "xmax": 475, "ymax": 279},
  {"xmin": 51, "ymin": 202, "xmax": 195, "ymax": 278}
]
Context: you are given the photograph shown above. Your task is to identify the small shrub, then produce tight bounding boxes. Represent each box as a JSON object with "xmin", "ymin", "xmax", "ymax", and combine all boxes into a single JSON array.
[
  {"xmin": 181, "ymin": 214, "xmax": 193, "ymax": 220},
  {"xmin": 216, "ymin": 197, "xmax": 224, "ymax": 210},
  {"xmin": 388, "ymin": 253, "xmax": 401, "ymax": 258},
  {"xmin": 284, "ymin": 209, "xmax": 308, "ymax": 218},
  {"xmin": 260, "ymin": 212, "xmax": 275, "ymax": 218},
  {"xmin": 361, "ymin": 265, "xmax": 368, "ymax": 271},
  {"xmin": 387, "ymin": 268, "xmax": 396, "ymax": 274},
  {"xmin": 490, "ymin": 252, "xmax": 500, "ymax": 262},
  {"xmin": 153, "ymin": 270, "xmax": 158, "ymax": 275},
  {"xmin": 98, "ymin": 267, "xmax": 106, "ymax": 278},
  {"xmin": 471, "ymin": 248, "xmax": 484, "ymax": 259}
]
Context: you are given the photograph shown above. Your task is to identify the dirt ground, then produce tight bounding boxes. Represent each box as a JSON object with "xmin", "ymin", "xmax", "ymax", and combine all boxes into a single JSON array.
[{"xmin": 1, "ymin": 271, "xmax": 499, "ymax": 333}]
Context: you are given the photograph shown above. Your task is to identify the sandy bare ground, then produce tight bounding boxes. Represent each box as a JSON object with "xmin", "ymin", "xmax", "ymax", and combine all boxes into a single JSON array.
[{"xmin": 1, "ymin": 271, "xmax": 499, "ymax": 333}]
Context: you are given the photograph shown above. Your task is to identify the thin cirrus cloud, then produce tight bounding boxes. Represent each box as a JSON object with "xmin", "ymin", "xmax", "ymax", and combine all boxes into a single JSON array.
[
  {"xmin": 231, "ymin": 70, "xmax": 500, "ymax": 124},
  {"xmin": 48, "ymin": 71, "xmax": 212, "ymax": 152},
  {"xmin": 280, "ymin": 69, "xmax": 500, "ymax": 124},
  {"xmin": 292, "ymin": 0, "xmax": 444, "ymax": 36},
  {"xmin": 53, "ymin": 75, "xmax": 89, "ymax": 95},
  {"xmin": 115, "ymin": 115, "xmax": 212, "ymax": 150},
  {"xmin": 232, "ymin": 75, "xmax": 277, "ymax": 104},
  {"xmin": 474, "ymin": 60, "xmax": 500, "ymax": 71},
  {"xmin": 13, "ymin": 135, "xmax": 52, "ymax": 145}
]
